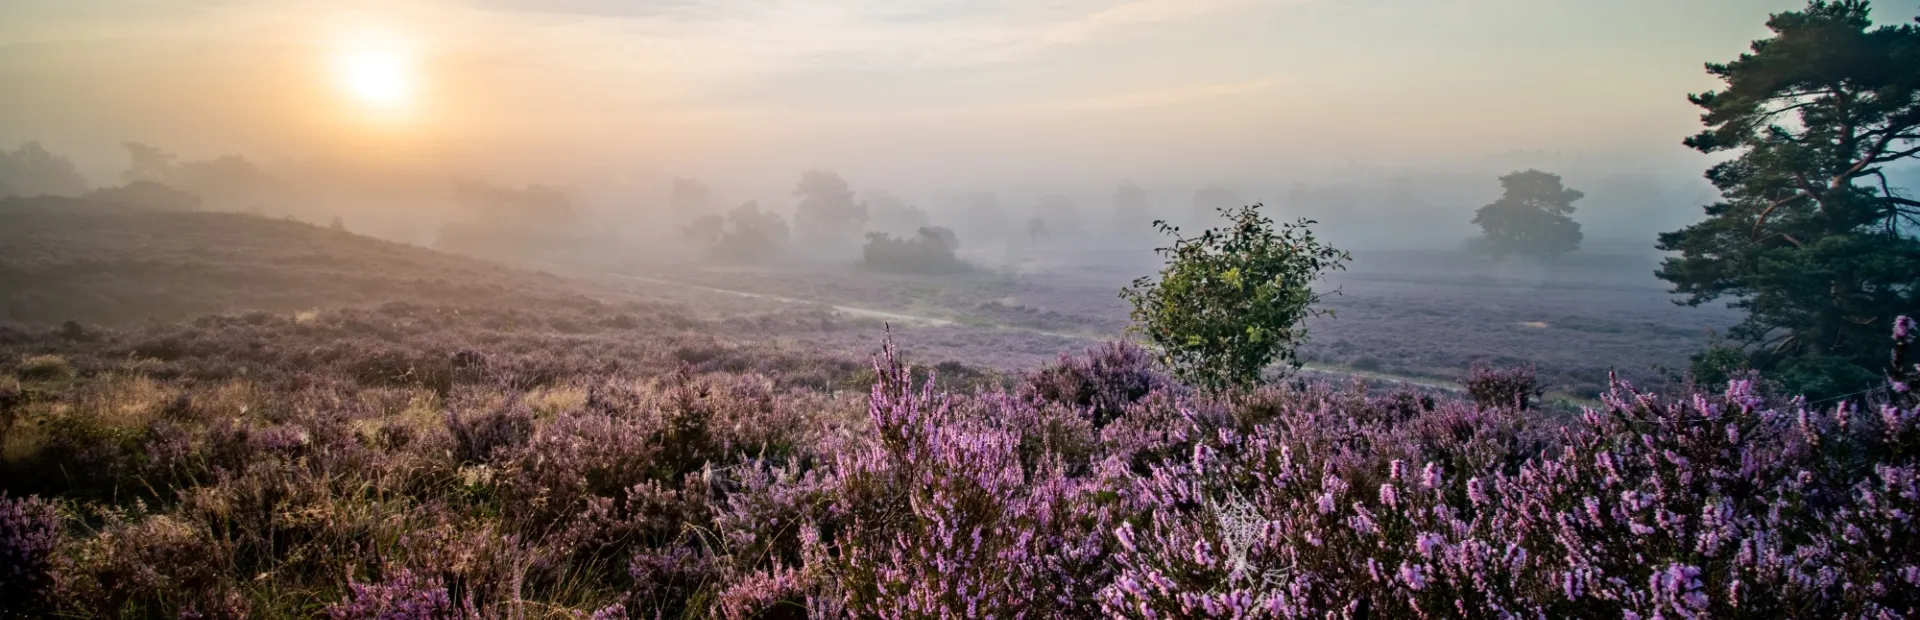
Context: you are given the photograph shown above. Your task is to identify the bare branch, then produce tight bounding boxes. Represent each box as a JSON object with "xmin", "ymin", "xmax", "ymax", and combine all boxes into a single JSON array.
[
  {"xmin": 1834, "ymin": 132, "xmax": 1901, "ymax": 191},
  {"xmin": 1867, "ymin": 144, "xmax": 1920, "ymax": 165},
  {"xmin": 1750, "ymin": 192, "xmax": 1811, "ymax": 238}
]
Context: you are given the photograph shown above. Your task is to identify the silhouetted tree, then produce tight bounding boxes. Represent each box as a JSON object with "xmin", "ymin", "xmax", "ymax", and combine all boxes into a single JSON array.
[
  {"xmin": 1656, "ymin": 0, "xmax": 1920, "ymax": 401},
  {"xmin": 119, "ymin": 142, "xmax": 176, "ymax": 184},
  {"xmin": 1113, "ymin": 181, "xmax": 1152, "ymax": 234},
  {"xmin": 862, "ymin": 226, "xmax": 967, "ymax": 274},
  {"xmin": 83, "ymin": 180, "xmax": 200, "ymax": 211},
  {"xmin": 1471, "ymin": 170, "xmax": 1585, "ymax": 258},
  {"xmin": 0, "ymin": 142, "xmax": 89, "ymax": 198},
  {"xmin": 695, "ymin": 200, "xmax": 790, "ymax": 263},
  {"xmin": 793, "ymin": 170, "xmax": 866, "ymax": 244}
]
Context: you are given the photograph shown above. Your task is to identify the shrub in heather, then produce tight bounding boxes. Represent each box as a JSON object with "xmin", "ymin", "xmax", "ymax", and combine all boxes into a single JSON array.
[
  {"xmin": 0, "ymin": 493, "xmax": 60, "ymax": 615},
  {"xmin": 783, "ymin": 338, "xmax": 1120, "ymax": 617},
  {"xmin": 1460, "ymin": 362, "xmax": 1544, "ymax": 410},
  {"xmin": 445, "ymin": 403, "xmax": 534, "ymax": 465},
  {"xmin": 1893, "ymin": 315, "xmax": 1916, "ymax": 408},
  {"xmin": 324, "ymin": 568, "xmax": 481, "ymax": 620},
  {"xmin": 1025, "ymin": 340, "xmax": 1175, "ymax": 427},
  {"xmin": 1098, "ymin": 366, "xmax": 1920, "ymax": 616},
  {"xmin": 50, "ymin": 510, "xmax": 241, "ymax": 618}
]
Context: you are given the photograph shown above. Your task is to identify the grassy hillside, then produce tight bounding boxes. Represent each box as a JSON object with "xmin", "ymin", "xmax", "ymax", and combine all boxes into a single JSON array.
[{"xmin": 0, "ymin": 197, "xmax": 596, "ymax": 326}]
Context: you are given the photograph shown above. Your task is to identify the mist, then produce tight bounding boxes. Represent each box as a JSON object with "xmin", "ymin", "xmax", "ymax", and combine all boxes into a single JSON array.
[{"xmin": 0, "ymin": 0, "xmax": 1840, "ymax": 258}]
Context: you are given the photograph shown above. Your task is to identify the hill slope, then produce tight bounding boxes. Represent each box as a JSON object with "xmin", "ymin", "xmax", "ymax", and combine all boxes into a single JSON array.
[{"xmin": 0, "ymin": 197, "xmax": 596, "ymax": 326}]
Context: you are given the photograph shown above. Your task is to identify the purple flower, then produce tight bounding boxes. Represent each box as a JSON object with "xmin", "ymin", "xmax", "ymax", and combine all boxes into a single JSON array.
[
  {"xmin": 1420, "ymin": 462, "xmax": 1443, "ymax": 489},
  {"xmin": 0, "ymin": 494, "xmax": 60, "ymax": 608}
]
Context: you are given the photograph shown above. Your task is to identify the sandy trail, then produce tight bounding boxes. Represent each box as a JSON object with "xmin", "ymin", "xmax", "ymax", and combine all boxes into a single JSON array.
[{"xmin": 603, "ymin": 272, "xmax": 957, "ymax": 327}]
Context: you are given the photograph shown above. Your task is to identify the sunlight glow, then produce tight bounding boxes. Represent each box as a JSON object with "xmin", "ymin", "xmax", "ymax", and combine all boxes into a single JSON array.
[{"xmin": 331, "ymin": 28, "xmax": 417, "ymax": 114}]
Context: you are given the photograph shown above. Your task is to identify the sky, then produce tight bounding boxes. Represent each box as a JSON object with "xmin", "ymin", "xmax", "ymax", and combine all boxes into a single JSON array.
[{"xmin": 0, "ymin": 0, "xmax": 1878, "ymax": 200}]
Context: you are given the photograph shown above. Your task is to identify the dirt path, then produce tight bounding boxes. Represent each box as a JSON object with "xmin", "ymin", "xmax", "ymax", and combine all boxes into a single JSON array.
[{"xmin": 603, "ymin": 272, "xmax": 957, "ymax": 327}]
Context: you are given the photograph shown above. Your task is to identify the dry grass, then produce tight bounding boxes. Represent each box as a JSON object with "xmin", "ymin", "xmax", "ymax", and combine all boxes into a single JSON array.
[
  {"xmin": 17, "ymin": 354, "xmax": 74, "ymax": 381},
  {"xmin": 526, "ymin": 384, "xmax": 588, "ymax": 418},
  {"xmin": 75, "ymin": 373, "xmax": 174, "ymax": 430}
]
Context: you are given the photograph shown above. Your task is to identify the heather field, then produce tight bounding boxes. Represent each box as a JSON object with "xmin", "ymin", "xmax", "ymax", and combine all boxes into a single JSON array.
[
  {"xmin": 5, "ymin": 0, "xmax": 1916, "ymax": 616},
  {"xmin": 4, "ymin": 200, "xmax": 1920, "ymax": 618}
]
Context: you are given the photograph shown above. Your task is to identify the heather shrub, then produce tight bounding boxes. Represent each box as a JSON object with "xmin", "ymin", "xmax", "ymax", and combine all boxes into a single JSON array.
[
  {"xmin": 324, "ymin": 568, "xmax": 481, "ymax": 620},
  {"xmin": 1460, "ymin": 362, "xmax": 1544, "ymax": 410},
  {"xmin": 51, "ymin": 510, "xmax": 239, "ymax": 618},
  {"xmin": 789, "ymin": 339, "xmax": 1120, "ymax": 617},
  {"xmin": 0, "ymin": 493, "xmax": 60, "ymax": 616},
  {"xmin": 1024, "ymin": 340, "xmax": 1173, "ymax": 427},
  {"xmin": 445, "ymin": 403, "xmax": 534, "ymax": 465},
  {"xmin": 1097, "ymin": 374, "xmax": 1920, "ymax": 617}
]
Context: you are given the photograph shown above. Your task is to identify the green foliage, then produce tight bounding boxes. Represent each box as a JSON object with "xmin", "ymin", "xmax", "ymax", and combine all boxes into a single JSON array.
[
  {"xmin": 1656, "ymin": 0, "xmax": 1920, "ymax": 401},
  {"xmin": 1688, "ymin": 330, "xmax": 1751, "ymax": 388},
  {"xmin": 1121, "ymin": 204, "xmax": 1349, "ymax": 392},
  {"xmin": 1471, "ymin": 169, "xmax": 1585, "ymax": 258}
]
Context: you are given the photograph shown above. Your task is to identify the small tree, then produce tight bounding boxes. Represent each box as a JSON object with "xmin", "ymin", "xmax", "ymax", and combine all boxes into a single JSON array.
[
  {"xmin": 1121, "ymin": 204, "xmax": 1350, "ymax": 392},
  {"xmin": 1471, "ymin": 169, "xmax": 1584, "ymax": 258}
]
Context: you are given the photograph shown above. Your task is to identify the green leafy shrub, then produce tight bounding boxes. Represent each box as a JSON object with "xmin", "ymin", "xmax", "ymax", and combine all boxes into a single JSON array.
[{"xmin": 1120, "ymin": 205, "xmax": 1349, "ymax": 392}]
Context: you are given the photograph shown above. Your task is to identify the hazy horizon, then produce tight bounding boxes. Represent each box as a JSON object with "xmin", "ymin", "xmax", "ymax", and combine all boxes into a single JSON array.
[
  {"xmin": 3, "ymin": 1, "xmax": 1842, "ymax": 186},
  {"xmin": 7, "ymin": 0, "xmax": 1918, "ymax": 255}
]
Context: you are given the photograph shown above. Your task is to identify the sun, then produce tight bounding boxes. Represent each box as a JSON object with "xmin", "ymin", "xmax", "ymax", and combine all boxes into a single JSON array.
[{"xmin": 331, "ymin": 31, "xmax": 418, "ymax": 113}]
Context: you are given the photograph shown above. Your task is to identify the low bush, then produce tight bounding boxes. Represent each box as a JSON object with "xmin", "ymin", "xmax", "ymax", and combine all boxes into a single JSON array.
[
  {"xmin": 860, "ymin": 227, "xmax": 967, "ymax": 275},
  {"xmin": 16, "ymin": 355, "xmax": 72, "ymax": 381}
]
